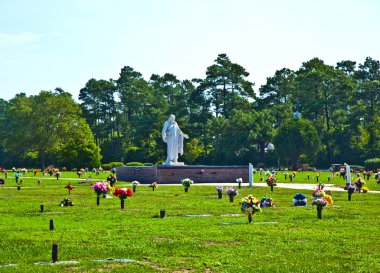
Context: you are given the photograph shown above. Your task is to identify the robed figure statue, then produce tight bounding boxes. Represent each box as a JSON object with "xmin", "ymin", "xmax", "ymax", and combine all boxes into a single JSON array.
[{"xmin": 162, "ymin": 115, "xmax": 189, "ymax": 165}]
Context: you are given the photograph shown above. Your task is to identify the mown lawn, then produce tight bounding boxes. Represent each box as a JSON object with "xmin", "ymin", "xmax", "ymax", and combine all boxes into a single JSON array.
[{"xmin": 0, "ymin": 172, "xmax": 379, "ymax": 273}]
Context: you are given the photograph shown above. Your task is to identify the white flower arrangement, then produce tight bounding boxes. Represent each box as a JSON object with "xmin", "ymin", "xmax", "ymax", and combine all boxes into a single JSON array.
[{"xmin": 235, "ymin": 178, "xmax": 243, "ymax": 183}]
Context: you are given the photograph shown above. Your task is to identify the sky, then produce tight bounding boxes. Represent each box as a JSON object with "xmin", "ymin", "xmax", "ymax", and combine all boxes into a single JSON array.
[{"xmin": 0, "ymin": 0, "xmax": 379, "ymax": 101}]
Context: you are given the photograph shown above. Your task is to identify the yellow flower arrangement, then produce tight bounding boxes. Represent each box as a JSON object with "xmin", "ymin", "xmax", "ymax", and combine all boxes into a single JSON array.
[
  {"xmin": 323, "ymin": 194, "xmax": 333, "ymax": 206},
  {"xmin": 361, "ymin": 186, "xmax": 369, "ymax": 193}
]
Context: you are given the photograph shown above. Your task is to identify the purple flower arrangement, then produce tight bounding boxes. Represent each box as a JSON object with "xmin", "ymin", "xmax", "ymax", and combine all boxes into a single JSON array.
[
  {"xmin": 216, "ymin": 185, "xmax": 223, "ymax": 192},
  {"xmin": 260, "ymin": 196, "xmax": 275, "ymax": 208},
  {"xmin": 225, "ymin": 187, "xmax": 238, "ymax": 197},
  {"xmin": 312, "ymin": 198, "xmax": 327, "ymax": 207}
]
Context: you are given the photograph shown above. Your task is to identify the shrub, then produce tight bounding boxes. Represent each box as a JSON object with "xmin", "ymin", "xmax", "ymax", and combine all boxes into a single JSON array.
[
  {"xmin": 101, "ymin": 162, "xmax": 124, "ymax": 170},
  {"xmin": 364, "ymin": 158, "xmax": 380, "ymax": 171},
  {"xmin": 125, "ymin": 162, "xmax": 144, "ymax": 167},
  {"xmin": 350, "ymin": 165, "xmax": 365, "ymax": 171}
]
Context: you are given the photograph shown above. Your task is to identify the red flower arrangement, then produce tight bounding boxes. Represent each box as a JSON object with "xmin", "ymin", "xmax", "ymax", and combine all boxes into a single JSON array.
[
  {"xmin": 113, "ymin": 188, "xmax": 133, "ymax": 200},
  {"xmin": 113, "ymin": 187, "xmax": 133, "ymax": 209},
  {"xmin": 65, "ymin": 184, "xmax": 74, "ymax": 195}
]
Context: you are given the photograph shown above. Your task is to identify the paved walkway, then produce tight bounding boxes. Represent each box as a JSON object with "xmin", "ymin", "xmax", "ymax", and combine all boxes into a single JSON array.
[
  {"xmin": 162, "ymin": 182, "xmax": 380, "ymax": 193},
  {"xmin": 4, "ymin": 177, "xmax": 380, "ymax": 194}
]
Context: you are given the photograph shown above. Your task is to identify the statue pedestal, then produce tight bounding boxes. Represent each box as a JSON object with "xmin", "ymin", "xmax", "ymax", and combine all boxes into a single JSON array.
[
  {"xmin": 162, "ymin": 162, "xmax": 185, "ymax": 166},
  {"xmin": 116, "ymin": 165, "xmax": 249, "ymax": 184}
]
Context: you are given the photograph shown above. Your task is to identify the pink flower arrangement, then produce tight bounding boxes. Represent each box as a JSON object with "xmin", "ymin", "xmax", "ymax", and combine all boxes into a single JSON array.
[{"xmin": 91, "ymin": 182, "xmax": 108, "ymax": 195}]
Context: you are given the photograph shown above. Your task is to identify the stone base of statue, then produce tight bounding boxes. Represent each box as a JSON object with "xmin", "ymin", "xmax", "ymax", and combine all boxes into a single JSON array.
[
  {"xmin": 116, "ymin": 165, "xmax": 249, "ymax": 184},
  {"xmin": 162, "ymin": 161, "xmax": 185, "ymax": 166}
]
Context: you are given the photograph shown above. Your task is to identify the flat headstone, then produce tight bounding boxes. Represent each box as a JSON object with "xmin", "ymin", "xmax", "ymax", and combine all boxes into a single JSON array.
[
  {"xmin": 221, "ymin": 214, "xmax": 242, "ymax": 217},
  {"xmin": 183, "ymin": 214, "xmax": 211, "ymax": 217},
  {"xmin": 0, "ymin": 264, "xmax": 18, "ymax": 268},
  {"xmin": 220, "ymin": 221, "xmax": 279, "ymax": 225},
  {"xmin": 25, "ymin": 212, "xmax": 64, "ymax": 215},
  {"xmin": 220, "ymin": 222, "xmax": 247, "ymax": 225},
  {"xmin": 90, "ymin": 258, "xmax": 135, "ymax": 263},
  {"xmin": 34, "ymin": 261, "xmax": 79, "ymax": 265},
  {"xmin": 252, "ymin": 221, "xmax": 279, "ymax": 225}
]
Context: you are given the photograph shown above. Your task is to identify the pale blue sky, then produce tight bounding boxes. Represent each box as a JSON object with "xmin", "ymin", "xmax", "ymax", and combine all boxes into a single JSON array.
[{"xmin": 0, "ymin": 0, "xmax": 379, "ymax": 101}]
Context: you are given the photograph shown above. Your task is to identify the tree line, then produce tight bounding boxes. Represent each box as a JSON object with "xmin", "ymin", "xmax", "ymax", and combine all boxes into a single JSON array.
[{"xmin": 0, "ymin": 54, "xmax": 379, "ymax": 169}]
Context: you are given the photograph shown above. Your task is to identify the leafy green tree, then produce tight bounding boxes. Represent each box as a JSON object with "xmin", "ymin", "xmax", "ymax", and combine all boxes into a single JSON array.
[
  {"xmin": 353, "ymin": 57, "xmax": 380, "ymax": 159},
  {"xmin": 198, "ymin": 54, "xmax": 255, "ymax": 117},
  {"xmin": 273, "ymin": 118, "xmax": 321, "ymax": 169},
  {"xmin": 295, "ymin": 58, "xmax": 355, "ymax": 165},
  {"xmin": 183, "ymin": 138, "xmax": 204, "ymax": 165},
  {"xmin": 205, "ymin": 109, "xmax": 275, "ymax": 165},
  {"xmin": 4, "ymin": 91, "xmax": 101, "ymax": 169},
  {"xmin": 336, "ymin": 60, "xmax": 357, "ymax": 76},
  {"xmin": 79, "ymin": 78, "xmax": 116, "ymax": 147},
  {"xmin": 258, "ymin": 68, "xmax": 296, "ymax": 127}
]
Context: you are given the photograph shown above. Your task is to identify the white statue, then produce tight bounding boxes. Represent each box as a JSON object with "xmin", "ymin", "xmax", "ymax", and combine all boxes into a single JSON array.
[{"xmin": 162, "ymin": 114, "xmax": 189, "ymax": 165}]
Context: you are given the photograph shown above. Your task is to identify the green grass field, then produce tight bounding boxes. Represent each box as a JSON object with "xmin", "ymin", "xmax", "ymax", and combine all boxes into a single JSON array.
[{"xmin": 0, "ymin": 171, "xmax": 379, "ymax": 272}]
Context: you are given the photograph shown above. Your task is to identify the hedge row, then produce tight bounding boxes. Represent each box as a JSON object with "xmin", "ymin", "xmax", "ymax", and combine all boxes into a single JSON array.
[{"xmin": 364, "ymin": 158, "xmax": 380, "ymax": 171}]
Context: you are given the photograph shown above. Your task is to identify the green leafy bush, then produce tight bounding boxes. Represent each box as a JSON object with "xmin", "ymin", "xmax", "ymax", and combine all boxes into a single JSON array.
[
  {"xmin": 125, "ymin": 162, "xmax": 144, "ymax": 166},
  {"xmin": 364, "ymin": 158, "xmax": 380, "ymax": 171},
  {"xmin": 101, "ymin": 162, "xmax": 124, "ymax": 170},
  {"xmin": 350, "ymin": 165, "xmax": 364, "ymax": 171}
]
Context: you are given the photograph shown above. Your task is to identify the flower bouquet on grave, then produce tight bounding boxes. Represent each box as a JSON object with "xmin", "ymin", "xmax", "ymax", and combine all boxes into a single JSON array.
[
  {"xmin": 354, "ymin": 177, "xmax": 366, "ymax": 193},
  {"xmin": 361, "ymin": 186, "xmax": 369, "ymax": 193},
  {"xmin": 107, "ymin": 174, "xmax": 117, "ymax": 187},
  {"xmin": 181, "ymin": 178, "xmax": 193, "ymax": 192},
  {"xmin": 289, "ymin": 171, "xmax": 296, "ymax": 182},
  {"xmin": 283, "ymin": 172, "xmax": 288, "ymax": 180},
  {"xmin": 293, "ymin": 193, "xmax": 307, "ymax": 206},
  {"xmin": 47, "ymin": 168, "xmax": 54, "ymax": 176},
  {"xmin": 312, "ymin": 189, "xmax": 325, "ymax": 198},
  {"xmin": 60, "ymin": 198, "xmax": 74, "ymax": 206},
  {"xmin": 14, "ymin": 171, "xmax": 22, "ymax": 186},
  {"xmin": 91, "ymin": 182, "xmax": 108, "ymax": 205},
  {"xmin": 322, "ymin": 194, "xmax": 333, "ymax": 206},
  {"xmin": 131, "ymin": 180, "xmax": 140, "ymax": 193},
  {"xmin": 363, "ymin": 170, "xmax": 371, "ymax": 180},
  {"xmin": 15, "ymin": 178, "xmax": 23, "ymax": 190},
  {"xmin": 260, "ymin": 196, "xmax": 275, "ymax": 208},
  {"xmin": 345, "ymin": 184, "xmax": 356, "ymax": 201},
  {"xmin": 65, "ymin": 183, "xmax": 74, "ymax": 195},
  {"xmin": 55, "ymin": 171, "xmax": 61, "ymax": 180},
  {"xmin": 226, "ymin": 187, "xmax": 238, "ymax": 203},
  {"xmin": 236, "ymin": 178, "xmax": 243, "ymax": 189},
  {"xmin": 266, "ymin": 175, "xmax": 277, "ymax": 191},
  {"xmin": 216, "ymin": 185, "xmax": 223, "ymax": 199},
  {"xmin": 312, "ymin": 198, "xmax": 327, "ymax": 219},
  {"xmin": 316, "ymin": 172, "xmax": 321, "ymax": 182},
  {"xmin": 113, "ymin": 188, "xmax": 132, "ymax": 209},
  {"xmin": 241, "ymin": 195, "xmax": 261, "ymax": 223},
  {"xmin": 339, "ymin": 167, "xmax": 346, "ymax": 179},
  {"xmin": 312, "ymin": 182, "xmax": 325, "ymax": 197},
  {"xmin": 33, "ymin": 169, "xmax": 38, "ymax": 176},
  {"xmin": 149, "ymin": 182, "xmax": 158, "ymax": 191},
  {"xmin": 104, "ymin": 182, "xmax": 114, "ymax": 198},
  {"xmin": 375, "ymin": 172, "xmax": 380, "ymax": 184}
]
